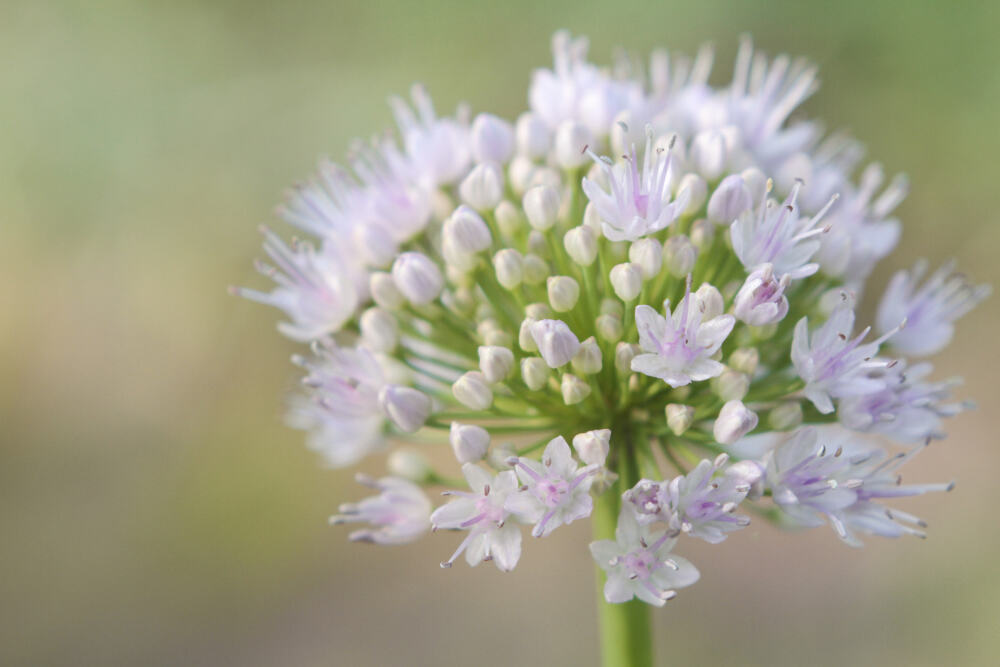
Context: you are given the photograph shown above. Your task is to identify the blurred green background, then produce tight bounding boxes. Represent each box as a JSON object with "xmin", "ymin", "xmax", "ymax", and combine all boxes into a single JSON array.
[{"xmin": 2, "ymin": 1, "xmax": 997, "ymax": 665}]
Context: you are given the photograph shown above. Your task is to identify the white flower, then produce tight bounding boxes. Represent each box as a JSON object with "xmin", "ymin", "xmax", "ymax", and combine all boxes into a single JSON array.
[
  {"xmin": 590, "ymin": 508, "xmax": 700, "ymax": 606},
  {"xmin": 733, "ymin": 263, "xmax": 791, "ymax": 326},
  {"xmin": 392, "ymin": 251, "xmax": 444, "ymax": 305},
  {"xmin": 449, "ymin": 422, "xmax": 490, "ymax": 463},
  {"xmin": 470, "ymin": 113, "xmax": 514, "ymax": 164},
  {"xmin": 390, "ymin": 84, "xmax": 470, "ymax": 188},
  {"xmin": 713, "ymin": 400, "xmax": 758, "ymax": 445},
  {"xmin": 432, "ymin": 464, "xmax": 523, "ymax": 571},
  {"xmin": 505, "ymin": 436, "xmax": 600, "ymax": 537},
  {"xmin": 572, "ymin": 429, "xmax": 611, "ymax": 466},
  {"xmin": 707, "ymin": 174, "xmax": 753, "ymax": 224},
  {"xmin": 876, "ymin": 259, "xmax": 991, "ymax": 357},
  {"xmin": 530, "ymin": 319, "xmax": 582, "ymax": 368},
  {"xmin": 331, "ymin": 473, "xmax": 432, "ymax": 545}
]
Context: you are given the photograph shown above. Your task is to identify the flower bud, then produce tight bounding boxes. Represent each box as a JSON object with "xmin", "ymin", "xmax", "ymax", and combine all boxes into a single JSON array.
[
  {"xmin": 443, "ymin": 205, "xmax": 492, "ymax": 254},
  {"xmin": 508, "ymin": 155, "xmax": 537, "ymax": 196},
  {"xmin": 713, "ymin": 400, "xmax": 758, "ymax": 445},
  {"xmin": 690, "ymin": 130, "xmax": 728, "ymax": 180},
  {"xmin": 610, "ymin": 262, "xmax": 643, "ymax": 301},
  {"xmin": 663, "ymin": 236, "xmax": 697, "ymax": 277},
  {"xmin": 515, "ymin": 111, "xmax": 551, "ymax": 159},
  {"xmin": 459, "ymin": 162, "xmax": 504, "ymax": 212},
  {"xmin": 525, "ymin": 302, "xmax": 551, "ymax": 320},
  {"xmin": 378, "ymin": 385, "xmax": 432, "ymax": 432},
  {"xmin": 478, "ymin": 345, "xmax": 515, "ymax": 383},
  {"xmin": 527, "ymin": 229, "xmax": 549, "ymax": 257},
  {"xmin": 483, "ymin": 328, "xmax": 512, "ymax": 348},
  {"xmin": 693, "ymin": 283, "xmax": 725, "ymax": 320},
  {"xmin": 492, "ymin": 249, "xmax": 523, "ymax": 289},
  {"xmin": 441, "ymin": 234, "xmax": 477, "ymax": 273},
  {"xmin": 665, "ymin": 403, "xmax": 695, "ymax": 436},
  {"xmin": 520, "ymin": 356, "xmax": 550, "ymax": 390},
  {"xmin": 729, "ymin": 348, "xmax": 759, "ymax": 375},
  {"xmin": 725, "ymin": 459, "xmax": 765, "ymax": 500},
  {"xmin": 452, "ymin": 371, "xmax": 493, "ymax": 410},
  {"xmin": 768, "ymin": 402, "xmax": 803, "ymax": 431},
  {"xmin": 712, "ymin": 369, "xmax": 750, "ymax": 402},
  {"xmin": 430, "ymin": 189, "xmax": 455, "ymax": 222},
  {"xmin": 595, "ymin": 313, "xmax": 623, "ymax": 342},
  {"xmin": 629, "ymin": 238, "xmax": 663, "ymax": 279},
  {"xmin": 354, "ymin": 223, "xmax": 397, "ymax": 268},
  {"xmin": 561, "ymin": 373, "xmax": 591, "ymax": 405},
  {"xmin": 449, "ymin": 422, "xmax": 490, "ymax": 463},
  {"xmin": 386, "ymin": 448, "xmax": 431, "ymax": 482},
  {"xmin": 530, "ymin": 319, "xmax": 581, "ymax": 368},
  {"xmin": 523, "ymin": 184, "xmax": 561, "ymax": 230},
  {"xmin": 392, "ymin": 252, "xmax": 443, "ymax": 305},
  {"xmin": 359, "ymin": 307, "xmax": 398, "ymax": 352},
  {"xmin": 519, "ymin": 317, "xmax": 538, "ymax": 352},
  {"xmin": 600, "ymin": 298, "xmax": 623, "ymax": 317},
  {"xmin": 564, "ymin": 226, "xmax": 598, "ymax": 266},
  {"xmin": 615, "ymin": 342, "xmax": 639, "ymax": 374},
  {"xmin": 369, "ymin": 271, "xmax": 404, "ymax": 310},
  {"xmin": 571, "ymin": 336, "xmax": 603, "ymax": 375},
  {"xmin": 707, "ymin": 174, "xmax": 752, "ymax": 224},
  {"xmin": 572, "ymin": 429, "xmax": 611, "ymax": 466},
  {"xmin": 548, "ymin": 276, "xmax": 580, "ymax": 312},
  {"xmin": 741, "ymin": 167, "xmax": 769, "ymax": 207},
  {"xmin": 554, "ymin": 120, "xmax": 592, "ymax": 169},
  {"xmin": 583, "ymin": 201, "xmax": 602, "ymax": 233},
  {"xmin": 734, "ymin": 264, "xmax": 790, "ymax": 326},
  {"xmin": 522, "ymin": 254, "xmax": 549, "ymax": 285},
  {"xmin": 495, "ymin": 200, "xmax": 523, "ymax": 237},
  {"xmin": 689, "ymin": 218, "xmax": 715, "ymax": 250},
  {"xmin": 676, "ymin": 172, "xmax": 708, "ymax": 215},
  {"xmin": 471, "ymin": 113, "xmax": 514, "ymax": 164},
  {"xmin": 488, "ymin": 441, "xmax": 517, "ymax": 470}
]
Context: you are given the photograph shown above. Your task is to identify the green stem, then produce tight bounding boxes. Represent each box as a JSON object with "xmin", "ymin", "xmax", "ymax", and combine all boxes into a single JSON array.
[{"xmin": 592, "ymin": 429, "xmax": 653, "ymax": 667}]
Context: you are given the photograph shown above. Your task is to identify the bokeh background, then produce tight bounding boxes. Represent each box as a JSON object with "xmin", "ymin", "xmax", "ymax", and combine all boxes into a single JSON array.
[{"xmin": 2, "ymin": 1, "xmax": 998, "ymax": 665}]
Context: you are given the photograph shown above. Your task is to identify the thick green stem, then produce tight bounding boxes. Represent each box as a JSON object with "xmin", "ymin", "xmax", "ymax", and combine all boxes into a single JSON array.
[{"xmin": 592, "ymin": 430, "xmax": 654, "ymax": 667}]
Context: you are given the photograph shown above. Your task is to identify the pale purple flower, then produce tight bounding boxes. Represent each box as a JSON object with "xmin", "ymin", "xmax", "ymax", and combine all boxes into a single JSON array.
[
  {"xmin": 730, "ymin": 180, "xmax": 838, "ymax": 280},
  {"xmin": 330, "ymin": 473, "xmax": 432, "ymax": 544},
  {"xmin": 733, "ymin": 263, "xmax": 790, "ymax": 326},
  {"xmin": 349, "ymin": 137, "xmax": 433, "ymax": 242},
  {"xmin": 582, "ymin": 132, "xmax": 690, "ymax": 242},
  {"xmin": 390, "ymin": 84, "xmax": 471, "ymax": 189},
  {"xmin": 631, "ymin": 279, "xmax": 735, "ymax": 387},
  {"xmin": 791, "ymin": 300, "xmax": 900, "ymax": 414},
  {"xmin": 431, "ymin": 464, "xmax": 523, "ymax": 571},
  {"xmin": 876, "ymin": 259, "xmax": 991, "ymax": 357},
  {"xmin": 505, "ymin": 436, "xmax": 600, "ymax": 537},
  {"xmin": 590, "ymin": 508, "xmax": 700, "ymax": 606}
]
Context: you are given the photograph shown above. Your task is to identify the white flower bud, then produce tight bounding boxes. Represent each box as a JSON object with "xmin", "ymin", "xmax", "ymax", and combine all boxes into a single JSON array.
[
  {"xmin": 665, "ymin": 403, "xmax": 695, "ymax": 436},
  {"xmin": 452, "ymin": 371, "xmax": 493, "ymax": 410},
  {"xmin": 572, "ymin": 336, "xmax": 603, "ymax": 375},
  {"xmin": 515, "ymin": 111, "xmax": 551, "ymax": 159},
  {"xmin": 690, "ymin": 130, "xmax": 728, "ymax": 180},
  {"xmin": 609, "ymin": 110, "xmax": 642, "ymax": 156},
  {"xmin": 430, "ymin": 189, "xmax": 456, "ymax": 223},
  {"xmin": 386, "ymin": 448, "xmax": 431, "ymax": 482},
  {"xmin": 488, "ymin": 442, "xmax": 517, "ymax": 470},
  {"xmin": 610, "ymin": 262, "xmax": 643, "ymax": 301},
  {"xmin": 392, "ymin": 252, "xmax": 443, "ymax": 305},
  {"xmin": 378, "ymin": 385, "xmax": 432, "ymax": 433},
  {"xmin": 561, "ymin": 373, "xmax": 591, "ymax": 405},
  {"xmin": 712, "ymin": 369, "xmax": 750, "ymax": 402},
  {"xmin": 689, "ymin": 218, "xmax": 715, "ymax": 250},
  {"xmin": 459, "ymin": 162, "xmax": 504, "ymax": 211},
  {"xmin": 629, "ymin": 238, "xmax": 663, "ymax": 279},
  {"xmin": 554, "ymin": 120, "xmax": 592, "ymax": 169},
  {"xmin": 493, "ymin": 249, "xmax": 524, "ymax": 289},
  {"xmin": 522, "ymin": 254, "xmax": 549, "ymax": 285},
  {"xmin": 369, "ymin": 271, "xmax": 404, "ymax": 310},
  {"xmin": 523, "ymin": 184, "xmax": 561, "ymax": 230},
  {"xmin": 495, "ymin": 200, "xmax": 523, "ymax": 236},
  {"xmin": 676, "ymin": 172, "xmax": 708, "ymax": 215},
  {"xmin": 519, "ymin": 317, "xmax": 538, "ymax": 351},
  {"xmin": 583, "ymin": 201, "xmax": 602, "ymax": 233},
  {"xmin": 663, "ymin": 236, "xmax": 697, "ymax": 277},
  {"xmin": 520, "ymin": 356, "xmax": 550, "ymax": 390},
  {"xmin": 508, "ymin": 155, "xmax": 537, "ymax": 196},
  {"xmin": 564, "ymin": 226, "xmax": 598, "ymax": 266},
  {"xmin": 441, "ymin": 234, "xmax": 478, "ymax": 273},
  {"xmin": 548, "ymin": 275, "xmax": 580, "ymax": 312},
  {"xmin": 525, "ymin": 303, "xmax": 551, "ymax": 320},
  {"xmin": 600, "ymin": 298, "xmax": 623, "ymax": 317},
  {"xmin": 483, "ymin": 328, "xmax": 512, "ymax": 348},
  {"xmin": 725, "ymin": 459, "xmax": 765, "ymax": 500},
  {"xmin": 740, "ymin": 167, "xmax": 769, "ymax": 207},
  {"xmin": 354, "ymin": 223, "xmax": 398, "ymax": 268},
  {"xmin": 729, "ymin": 348, "xmax": 759, "ymax": 375},
  {"xmin": 615, "ymin": 342, "xmax": 639, "ymax": 373},
  {"xmin": 707, "ymin": 174, "xmax": 753, "ymax": 224},
  {"xmin": 713, "ymin": 400, "xmax": 758, "ymax": 445},
  {"xmin": 471, "ymin": 113, "xmax": 514, "ymax": 164},
  {"xmin": 449, "ymin": 422, "xmax": 490, "ymax": 463},
  {"xmin": 359, "ymin": 307, "xmax": 398, "ymax": 352},
  {"xmin": 443, "ymin": 205, "xmax": 492, "ymax": 254},
  {"xmin": 768, "ymin": 402, "xmax": 803, "ymax": 431},
  {"xmin": 478, "ymin": 345, "xmax": 515, "ymax": 383},
  {"xmin": 530, "ymin": 319, "xmax": 581, "ymax": 368},
  {"xmin": 595, "ymin": 313, "xmax": 623, "ymax": 342},
  {"xmin": 693, "ymin": 283, "xmax": 725, "ymax": 320},
  {"xmin": 572, "ymin": 429, "xmax": 611, "ymax": 466}
]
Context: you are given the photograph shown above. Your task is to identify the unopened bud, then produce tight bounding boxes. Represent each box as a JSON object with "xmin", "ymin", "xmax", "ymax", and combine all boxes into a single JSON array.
[
  {"xmin": 572, "ymin": 336, "xmax": 603, "ymax": 375},
  {"xmin": 520, "ymin": 357, "xmax": 550, "ymax": 390},
  {"xmin": 508, "ymin": 155, "xmax": 536, "ymax": 196},
  {"xmin": 713, "ymin": 400, "xmax": 758, "ymax": 445},
  {"xmin": 450, "ymin": 422, "xmax": 490, "ymax": 463},
  {"xmin": 525, "ymin": 303, "xmax": 551, "ymax": 320},
  {"xmin": 615, "ymin": 342, "xmax": 639, "ymax": 374},
  {"xmin": 665, "ymin": 403, "xmax": 695, "ymax": 436},
  {"xmin": 712, "ymin": 370, "xmax": 750, "ymax": 402},
  {"xmin": 689, "ymin": 218, "xmax": 715, "ymax": 250},
  {"xmin": 595, "ymin": 313, "xmax": 623, "ymax": 343},
  {"xmin": 729, "ymin": 348, "xmax": 759, "ymax": 375},
  {"xmin": 554, "ymin": 120, "xmax": 592, "ymax": 169},
  {"xmin": 707, "ymin": 174, "xmax": 752, "ymax": 224},
  {"xmin": 530, "ymin": 319, "xmax": 581, "ymax": 368},
  {"xmin": 690, "ymin": 130, "xmax": 728, "ymax": 180},
  {"xmin": 443, "ymin": 205, "xmax": 492, "ymax": 254},
  {"xmin": 369, "ymin": 271, "xmax": 404, "ymax": 310},
  {"xmin": 768, "ymin": 402, "xmax": 803, "ymax": 431},
  {"xmin": 392, "ymin": 252, "xmax": 443, "ymax": 305},
  {"xmin": 519, "ymin": 317, "xmax": 538, "ymax": 352},
  {"xmin": 522, "ymin": 254, "xmax": 549, "ymax": 285},
  {"xmin": 478, "ymin": 345, "xmax": 515, "ymax": 383},
  {"xmin": 378, "ymin": 385, "xmax": 432, "ymax": 432},
  {"xmin": 452, "ymin": 371, "xmax": 493, "ymax": 410},
  {"xmin": 523, "ymin": 184, "xmax": 561, "ymax": 230},
  {"xmin": 459, "ymin": 162, "xmax": 504, "ymax": 212},
  {"xmin": 663, "ymin": 236, "xmax": 697, "ymax": 277},
  {"xmin": 561, "ymin": 373, "xmax": 591, "ymax": 405},
  {"xmin": 515, "ymin": 111, "xmax": 551, "ymax": 159},
  {"xmin": 610, "ymin": 262, "xmax": 643, "ymax": 301},
  {"xmin": 471, "ymin": 113, "xmax": 514, "ymax": 164},
  {"xmin": 741, "ymin": 167, "xmax": 769, "ymax": 207},
  {"xmin": 359, "ymin": 307, "xmax": 398, "ymax": 352},
  {"xmin": 493, "ymin": 249, "xmax": 524, "ymax": 289},
  {"xmin": 693, "ymin": 283, "xmax": 724, "ymax": 320},
  {"xmin": 548, "ymin": 276, "xmax": 580, "ymax": 312},
  {"xmin": 629, "ymin": 238, "xmax": 663, "ymax": 279},
  {"xmin": 572, "ymin": 429, "xmax": 611, "ymax": 466},
  {"xmin": 564, "ymin": 226, "xmax": 598, "ymax": 266},
  {"xmin": 677, "ymin": 172, "xmax": 708, "ymax": 215},
  {"xmin": 387, "ymin": 448, "xmax": 432, "ymax": 482},
  {"xmin": 583, "ymin": 201, "xmax": 602, "ymax": 233},
  {"xmin": 495, "ymin": 200, "xmax": 523, "ymax": 237}
]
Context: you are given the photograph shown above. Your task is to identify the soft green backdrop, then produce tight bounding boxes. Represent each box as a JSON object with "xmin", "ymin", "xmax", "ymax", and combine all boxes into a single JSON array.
[{"xmin": 2, "ymin": 1, "xmax": 997, "ymax": 665}]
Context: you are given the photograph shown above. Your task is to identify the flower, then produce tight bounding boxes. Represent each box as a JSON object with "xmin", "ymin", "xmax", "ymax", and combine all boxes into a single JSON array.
[
  {"xmin": 390, "ymin": 84, "xmax": 470, "ymax": 188},
  {"xmin": 331, "ymin": 474, "xmax": 432, "ymax": 545},
  {"xmin": 590, "ymin": 508, "xmax": 700, "ymax": 606},
  {"xmin": 431, "ymin": 464, "xmax": 523, "ymax": 571},
  {"xmin": 733, "ymin": 263, "xmax": 791, "ymax": 326}
]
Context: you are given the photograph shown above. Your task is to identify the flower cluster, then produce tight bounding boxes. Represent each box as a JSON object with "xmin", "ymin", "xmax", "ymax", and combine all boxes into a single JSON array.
[{"xmin": 236, "ymin": 32, "xmax": 988, "ymax": 607}]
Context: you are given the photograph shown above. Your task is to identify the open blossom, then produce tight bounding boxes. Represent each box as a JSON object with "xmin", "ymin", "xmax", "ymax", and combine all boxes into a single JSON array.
[
  {"xmin": 631, "ymin": 282, "xmax": 735, "ymax": 387},
  {"xmin": 877, "ymin": 259, "xmax": 991, "ymax": 357},
  {"xmin": 432, "ymin": 464, "xmax": 523, "ymax": 571},
  {"xmin": 582, "ymin": 131, "xmax": 690, "ymax": 241},
  {"xmin": 505, "ymin": 436, "xmax": 602, "ymax": 538},
  {"xmin": 590, "ymin": 508, "xmax": 700, "ymax": 606},
  {"xmin": 390, "ymin": 84, "xmax": 470, "ymax": 189},
  {"xmin": 330, "ymin": 474, "xmax": 432, "ymax": 545}
]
